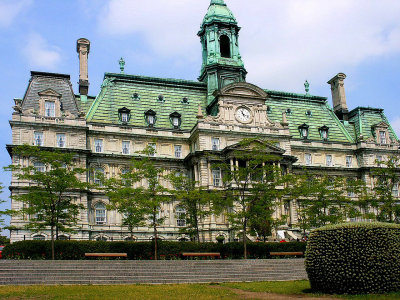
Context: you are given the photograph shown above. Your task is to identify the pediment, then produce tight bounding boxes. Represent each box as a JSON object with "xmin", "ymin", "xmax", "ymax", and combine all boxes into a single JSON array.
[
  {"xmin": 224, "ymin": 139, "xmax": 285, "ymax": 155},
  {"xmin": 372, "ymin": 121, "xmax": 389, "ymax": 129},
  {"xmin": 38, "ymin": 89, "xmax": 61, "ymax": 98},
  {"xmin": 218, "ymin": 82, "xmax": 268, "ymax": 99}
]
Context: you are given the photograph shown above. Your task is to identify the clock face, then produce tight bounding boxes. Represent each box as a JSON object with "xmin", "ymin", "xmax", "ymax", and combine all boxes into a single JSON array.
[{"xmin": 236, "ymin": 107, "xmax": 251, "ymax": 123}]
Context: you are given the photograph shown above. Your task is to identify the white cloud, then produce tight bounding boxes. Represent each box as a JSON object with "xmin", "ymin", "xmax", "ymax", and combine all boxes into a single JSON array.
[
  {"xmin": 22, "ymin": 33, "xmax": 62, "ymax": 70},
  {"xmin": 98, "ymin": 0, "xmax": 400, "ymax": 92},
  {"xmin": 391, "ymin": 117, "xmax": 400, "ymax": 137},
  {"xmin": 0, "ymin": 0, "xmax": 32, "ymax": 28}
]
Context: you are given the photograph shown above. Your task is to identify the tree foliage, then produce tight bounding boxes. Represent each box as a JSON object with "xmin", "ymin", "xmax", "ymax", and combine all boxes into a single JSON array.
[{"xmin": 5, "ymin": 145, "xmax": 88, "ymax": 259}]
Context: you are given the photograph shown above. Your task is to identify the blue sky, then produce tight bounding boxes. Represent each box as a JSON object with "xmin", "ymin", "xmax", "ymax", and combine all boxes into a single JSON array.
[{"xmin": 1, "ymin": 0, "xmax": 400, "ymax": 234}]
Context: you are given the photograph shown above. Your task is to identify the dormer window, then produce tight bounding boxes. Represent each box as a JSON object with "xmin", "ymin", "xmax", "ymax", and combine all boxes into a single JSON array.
[
  {"xmin": 145, "ymin": 109, "xmax": 157, "ymax": 127},
  {"xmin": 299, "ymin": 124, "xmax": 309, "ymax": 139},
  {"xmin": 182, "ymin": 97, "xmax": 189, "ymax": 104},
  {"xmin": 267, "ymin": 106, "xmax": 271, "ymax": 113},
  {"xmin": 118, "ymin": 107, "xmax": 131, "ymax": 124},
  {"xmin": 319, "ymin": 125, "xmax": 329, "ymax": 141},
  {"xmin": 158, "ymin": 95, "xmax": 165, "ymax": 102},
  {"xmin": 170, "ymin": 112, "xmax": 181, "ymax": 129},
  {"xmin": 45, "ymin": 101, "xmax": 55, "ymax": 117},
  {"xmin": 286, "ymin": 108, "xmax": 292, "ymax": 115},
  {"xmin": 306, "ymin": 110, "xmax": 312, "ymax": 117},
  {"xmin": 379, "ymin": 131, "xmax": 387, "ymax": 144}
]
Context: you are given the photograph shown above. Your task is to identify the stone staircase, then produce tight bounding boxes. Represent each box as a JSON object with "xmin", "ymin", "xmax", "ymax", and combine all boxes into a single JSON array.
[{"xmin": 0, "ymin": 259, "xmax": 307, "ymax": 285}]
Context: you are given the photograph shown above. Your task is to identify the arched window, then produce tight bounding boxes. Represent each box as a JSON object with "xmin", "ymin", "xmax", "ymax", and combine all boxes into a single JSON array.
[
  {"xmin": 58, "ymin": 235, "xmax": 68, "ymax": 240},
  {"xmin": 176, "ymin": 206, "xmax": 186, "ymax": 227},
  {"xmin": 33, "ymin": 235, "xmax": 45, "ymax": 240},
  {"xmin": 96, "ymin": 236, "xmax": 107, "ymax": 241},
  {"xmin": 95, "ymin": 202, "xmax": 106, "ymax": 225},
  {"xmin": 220, "ymin": 35, "xmax": 231, "ymax": 58}
]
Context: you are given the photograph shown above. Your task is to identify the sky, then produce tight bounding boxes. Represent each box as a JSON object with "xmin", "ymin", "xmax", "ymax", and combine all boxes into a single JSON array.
[{"xmin": 0, "ymin": 0, "xmax": 400, "ymax": 234}]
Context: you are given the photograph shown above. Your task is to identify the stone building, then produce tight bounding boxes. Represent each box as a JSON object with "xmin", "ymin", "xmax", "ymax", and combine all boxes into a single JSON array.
[{"xmin": 8, "ymin": 0, "xmax": 399, "ymax": 242}]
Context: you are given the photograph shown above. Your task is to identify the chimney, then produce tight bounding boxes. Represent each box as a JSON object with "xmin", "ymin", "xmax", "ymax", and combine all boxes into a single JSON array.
[
  {"xmin": 76, "ymin": 38, "xmax": 90, "ymax": 95},
  {"xmin": 327, "ymin": 73, "xmax": 348, "ymax": 121}
]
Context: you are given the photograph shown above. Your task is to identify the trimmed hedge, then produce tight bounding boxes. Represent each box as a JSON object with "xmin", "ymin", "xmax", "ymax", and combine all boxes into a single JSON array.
[
  {"xmin": 305, "ymin": 222, "xmax": 400, "ymax": 294},
  {"xmin": 2, "ymin": 240, "xmax": 306, "ymax": 260}
]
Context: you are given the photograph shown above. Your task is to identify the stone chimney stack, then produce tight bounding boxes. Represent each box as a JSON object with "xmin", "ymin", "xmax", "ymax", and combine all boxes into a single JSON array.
[
  {"xmin": 327, "ymin": 73, "xmax": 348, "ymax": 121},
  {"xmin": 76, "ymin": 38, "xmax": 90, "ymax": 95}
]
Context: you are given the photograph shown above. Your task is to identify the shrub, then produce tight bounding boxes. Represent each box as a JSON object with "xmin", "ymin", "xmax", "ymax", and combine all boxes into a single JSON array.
[
  {"xmin": 3, "ymin": 240, "xmax": 306, "ymax": 260},
  {"xmin": 305, "ymin": 222, "xmax": 400, "ymax": 294}
]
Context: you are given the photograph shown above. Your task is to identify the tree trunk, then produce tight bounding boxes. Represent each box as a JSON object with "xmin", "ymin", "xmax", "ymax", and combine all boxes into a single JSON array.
[
  {"xmin": 51, "ymin": 225, "xmax": 55, "ymax": 260},
  {"xmin": 243, "ymin": 218, "xmax": 247, "ymax": 259},
  {"xmin": 153, "ymin": 212, "xmax": 158, "ymax": 260}
]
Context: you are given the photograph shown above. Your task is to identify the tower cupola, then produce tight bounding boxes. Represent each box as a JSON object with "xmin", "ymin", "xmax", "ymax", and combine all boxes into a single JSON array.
[{"xmin": 198, "ymin": 0, "xmax": 247, "ymax": 104}]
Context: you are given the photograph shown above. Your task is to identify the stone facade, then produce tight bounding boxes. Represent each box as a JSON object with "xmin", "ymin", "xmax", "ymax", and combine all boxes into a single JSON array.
[{"xmin": 8, "ymin": 0, "xmax": 399, "ymax": 242}]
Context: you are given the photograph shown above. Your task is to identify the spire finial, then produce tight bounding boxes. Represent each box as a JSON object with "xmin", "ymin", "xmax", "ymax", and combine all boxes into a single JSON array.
[
  {"xmin": 119, "ymin": 57, "xmax": 125, "ymax": 73},
  {"xmin": 304, "ymin": 80, "xmax": 310, "ymax": 95},
  {"xmin": 210, "ymin": 0, "xmax": 226, "ymax": 5}
]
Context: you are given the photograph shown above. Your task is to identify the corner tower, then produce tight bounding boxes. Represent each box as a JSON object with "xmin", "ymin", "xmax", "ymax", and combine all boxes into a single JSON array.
[{"xmin": 198, "ymin": 0, "xmax": 247, "ymax": 104}]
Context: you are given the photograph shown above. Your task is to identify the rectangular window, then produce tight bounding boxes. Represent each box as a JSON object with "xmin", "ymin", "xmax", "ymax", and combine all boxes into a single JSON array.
[
  {"xmin": 174, "ymin": 145, "xmax": 182, "ymax": 158},
  {"xmin": 122, "ymin": 141, "xmax": 130, "ymax": 154},
  {"xmin": 34, "ymin": 162, "xmax": 45, "ymax": 172},
  {"xmin": 45, "ymin": 101, "xmax": 55, "ymax": 117},
  {"xmin": 212, "ymin": 137, "xmax": 220, "ymax": 151},
  {"xmin": 95, "ymin": 139, "xmax": 103, "ymax": 153},
  {"xmin": 121, "ymin": 113, "xmax": 129, "ymax": 123},
  {"xmin": 326, "ymin": 154, "xmax": 333, "ymax": 167},
  {"xmin": 212, "ymin": 168, "xmax": 221, "ymax": 187},
  {"xmin": 56, "ymin": 133, "xmax": 66, "ymax": 148},
  {"xmin": 305, "ymin": 153, "xmax": 312, "ymax": 165},
  {"xmin": 346, "ymin": 156, "xmax": 352, "ymax": 168},
  {"xmin": 376, "ymin": 155, "xmax": 383, "ymax": 166},
  {"xmin": 34, "ymin": 132, "xmax": 43, "ymax": 146},
  {"xmin": 379, "ymin": 131, "xmax": 387, "ymax": 144},
  {"xmin": 148, "ymin": 143, "xmax": 156, "ymax": 156},
  {"xmin": 392, "ymin": 183, "xmax": 399, "ymax": 197}
]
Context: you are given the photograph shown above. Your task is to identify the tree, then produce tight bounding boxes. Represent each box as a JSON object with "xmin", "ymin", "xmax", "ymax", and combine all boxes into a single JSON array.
[
  {"xmin": 287, "ymin": 173, "xmax": 351, "ymax": 232},
  {"xmin": 214, "ymin": 139, "xmax": 288, "ymax": 258},
  {"xmin": 167, "ymin": 172, "xmax": 217, "ymax": 242},
  {"xmin": 368, "ymin": 155, "xmax": 400, "ymax": 222},
  {"xmin": 126, "ymin": 145, "xmax": 168, "ymax": 259},
  {"xmin": 5, "ymin": 145, "xmax": 87, "ymax": 260},
  {"xmin": 102, "ymin": 166, "xmax": 147, "ymax": 240}
]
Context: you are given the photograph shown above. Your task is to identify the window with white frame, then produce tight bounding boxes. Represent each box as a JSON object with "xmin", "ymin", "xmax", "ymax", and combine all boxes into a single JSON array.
[
  {"xmin": 148, "ymin": 143, "xmax": 156, "ymax": 156},
  {"xmin": 45, "ymin": 101, "xmax": 55, "ymax": 117},
  {"xmin": 346, "ymin": 156, "xmax": 352, "ymax": 168},
  {"xmin": 33, "ymin": 235, "xmax": 45, "ymax": 240},
  {"xmin": 211, "ymin": 137, "xmax": 220, "ymax": 150},
  {"xmin": 95, "ymin": 139, "xmax": 103, "ymax": 153},
  {"xmin": 95, "ymin": 203, "xmax": 106, "ymax": 225},
  {"xmin": 122, "ymin": 141, "xmax": 130, "ymax": 154},
  {"xmin": 34, "ymin": 161, "xmax": 45, "ymax": 172},
  {"xmin": 379, "ymin": 131, "xmax": 387, "ymax": 144},
  {"xmin": 94, "ymin": 167, "xmax": 104, "ymax": 186},
  {"xmin": 305, "ymin": 153, "xmax": 312, "ymax": 165},
  {"xmin": 176, "ymin": 206, "xmax": 186, "ymax": 227},
  {"xmin": 121, "ymin": 112, "xmax": 129, "ymax": 123},
  {"xmin": 212, "ymin": 168, "xmax": 221, "ymax": 186},
  {"xmin": 392, "ymin": 183, "xmax": 399, "ymax": 197},
  {"xmin": 34, "ymin": 132, "xmax": 43, "ymax": 146},
  {"xmin": 56, "ymin": 133, "xmax": 66, "ymax": 148},
  {"xmin": 326, "ymin": 154, "xmax": 333, "ymax": 167},
  {"xmin": 174, "ymin": 145, "xmax": 182, "ymax": 158}
]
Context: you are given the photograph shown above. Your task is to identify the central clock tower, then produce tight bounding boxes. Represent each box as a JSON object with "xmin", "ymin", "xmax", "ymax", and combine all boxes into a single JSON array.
[{"xmin": 198, "ymin": 0, "xmax": 247, "ymax": 105}]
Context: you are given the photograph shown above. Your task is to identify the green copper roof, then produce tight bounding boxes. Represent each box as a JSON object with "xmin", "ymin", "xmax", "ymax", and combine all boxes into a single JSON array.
[
  {"xmin": 202, "ymin": 0, "xmax": 237, "ymax": 27},
  {"xmin": 265, "ymin": 94, "xmax": 354, "ymax": 143},
  {"xmin": 349, "ymin": 107, "xmax": 398, "ymax": 142},
  {"xmin": 84, "ymin": 73, "xmax": 207, "ymax": 131}
]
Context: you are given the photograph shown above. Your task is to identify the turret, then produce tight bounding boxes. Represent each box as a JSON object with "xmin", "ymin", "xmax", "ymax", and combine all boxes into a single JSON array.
[
  {"xmin": 76, "ymin": 38, "xmax": 90, "ymax": 95},
  {"xmin": 198, "ymin": 0, "xmax": 247, "ymax": 104}
]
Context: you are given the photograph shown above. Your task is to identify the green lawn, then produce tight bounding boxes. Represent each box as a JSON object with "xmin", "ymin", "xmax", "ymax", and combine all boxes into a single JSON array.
[{"xmin": 1, "ymin": 281, "xmax": 400, "ymax": 299}]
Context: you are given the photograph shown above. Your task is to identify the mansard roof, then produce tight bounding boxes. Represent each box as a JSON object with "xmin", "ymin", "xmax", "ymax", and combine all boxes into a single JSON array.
[
  {"xmin": 348, "ymin": 107, "xmax": 398, "ymax": 142},
  {"xmin": 83, "ymin": 73, "xmax": 207, "ymax": 131},
  {"xmin": 22, "ymin": 71, "xmax": 79, "ymax": 116}
]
